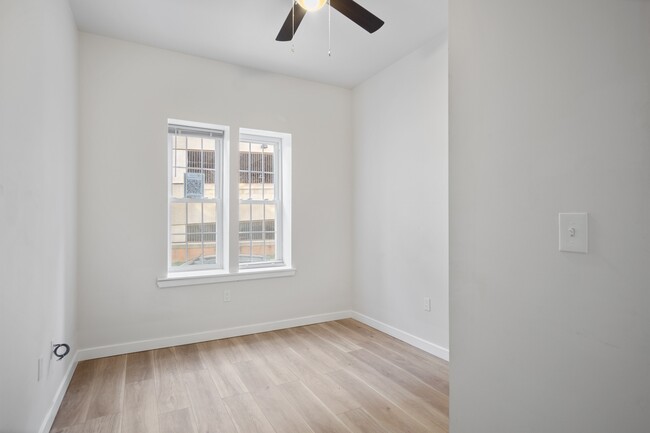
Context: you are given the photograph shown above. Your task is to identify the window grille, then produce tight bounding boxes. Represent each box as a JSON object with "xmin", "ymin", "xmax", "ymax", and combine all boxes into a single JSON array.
[
  {"xmin": 187, "ymin": 223, "xmax": 217, "ymax": 243},
  {"xmin": 239, "ymin": 152, "xmax": 274, "ymax": 183},
  {"xmin": 189, "ymin": 150, "xmax": 215, "ymax": 184},
  {"xmin": 238, "ymin": 220, "xmax": 276, "ymax": 241}
]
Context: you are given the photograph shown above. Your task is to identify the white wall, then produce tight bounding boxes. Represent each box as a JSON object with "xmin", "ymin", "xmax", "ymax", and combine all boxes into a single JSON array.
[
  {"xmin": 77, "ymin": 34, "xmax": 353, "ymax": 349},
  {"xmin": 352, "ymin": 35, "xmax": 449, "ymax": 357},
  {"xmin": 450, "ymin": 1, "xmax": 650, "ymax": 432},
  {"xmin": 0, "ymin": 0, "xmax": 78, "ymax": 431}
]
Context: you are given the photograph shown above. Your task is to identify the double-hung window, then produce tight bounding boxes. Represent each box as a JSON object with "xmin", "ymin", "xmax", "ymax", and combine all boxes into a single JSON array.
[
  {"xmin": 168, "ymin": 120, "xmax": 226, "ymax": 272},
  {"xmin": 162, "ymin": 122, "xmax": 292, "ymax": 286}
]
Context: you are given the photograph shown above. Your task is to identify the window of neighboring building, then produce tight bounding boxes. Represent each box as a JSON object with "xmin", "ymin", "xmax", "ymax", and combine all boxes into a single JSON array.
[
  {"xmin": 188, "ymin": 150, "xmax": 215, "ymax": 184},
  {"xmin": 168, "ymin": 120, "xmax": 226, "ymax": 271}
]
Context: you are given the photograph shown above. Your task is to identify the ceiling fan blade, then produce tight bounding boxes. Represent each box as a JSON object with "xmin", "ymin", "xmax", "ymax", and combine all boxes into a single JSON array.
[
  {"xmin": 330, "ymin": 0, "xmax": 384, "ymax": 34},
  {"xmin": 276, "ymin": 3, "xmax": 308, "ymax": 41}
]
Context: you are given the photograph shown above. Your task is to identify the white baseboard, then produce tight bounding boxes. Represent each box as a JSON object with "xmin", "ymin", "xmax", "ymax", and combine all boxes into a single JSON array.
[
  {"xmin": 38, "ymin": 350, "xmax": 79, "ymax": 433},
  {"xmin": 351, "ymin": 312, "xmax": 450, "ymax": 362},
  {"xmin": 77, "ymin": 310, "xmax": 352, "ymax": 361},
  {"xmin": 76, "ymin": 309, "xmax": 449, "ymax": 363}
]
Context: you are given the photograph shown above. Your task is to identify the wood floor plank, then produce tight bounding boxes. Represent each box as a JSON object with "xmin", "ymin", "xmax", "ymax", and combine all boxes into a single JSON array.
[
  {"xmin": 233, "ymin": 360, "xmax": 275, "ymax": 392},
  {"xmin": 252, "ymin": 331, "xmax": 286, "ymax": 356},
  {"xmin": 196, "ymin": 339, "xmax": 231, "ymax": 366},
  {"xmin": 350, "ymin": 348, "xmax": 449, "ymax": 414},
  {"xmin": 264, "ymin": 349, "xmax": 321, "ymax": 382},
  {"xmin": 182, "ymin": 369, "xmax": 238, "ymax": 433},
  {"xmin": 353, "ymin": 326, "xmax": 449, "ymax": 377},
  {"xmin": 256, "ymin": 356, "xmax": 299, "ymax": 385},
  {"xmin": 56, "ymin": 414, "xmax": 122, "ymax": 433},
  {"xmin": 196, "ymin": 339, "xmax": 250, "ymax": 398},
  {"xmin": 237, "ymin": 333, "xmax": 269, "ymax": 358},
  {"xmin": 339, "ymin": 408, "xmax": 390, "ymax": 433},
  {"xmin": 227, "ymin": 336, "xmax": 257, "ymax": 363},
  {"xmin": 259, "ymin": 329, "xmax": 296, "ymax": 352},
  {"xmin": 206, "ymin": 361, "xmax": 249, "ymax": 398},
  {"xmin": 159, "ymin": 408, "xmax": 197, "ymax": 433},
  {"xmin": 321, "ymin": 321, "xmax": 367, "ymax": 344},
  {"xmin": 301, "ymin": 370, "xmax": 361, "ymax": 415},
  {"xmin": 357, "ymin": 339, "xmax": 449, "ymax": 394},
  {"xmin": 328, "ymin": 320, "xmax": 449, "ymax": 392},
  {"xmin": 121, "ymin": 379, "xmax": 159, "ymax": 433},
  {"xmin": 305, "ymin": 324, "xmax": 361, "ymax": 352},
  {"xmin": 337, "ymin": 319, "xmax": 448, "ymax": 369},
  {"xmin": 290, "ymin": 326, "xmax": 351, "ymax": 365},
  {"xmin": 173, "ymin": 344, "xmax": 205, "ymax": 372},
  {"xmin": 278, "ymin": 381, "xmax": 352, "ymax": 433},
  {"xmin": 343, "ymin": 350, "xmax": 448, "ymax": 431},
  {"xmin": 328, "ymin": 369, "xmax": 433, "ymax": 433},
  {"xmin": 223, "ymin": 393, "xmax": 276, "ymax": 433},
  {"xmin": 51, "ymin": 360, "xmax": 98, "ymax": 430},
  {"xmin": 126, "ymin": 351, "xmax": 154, "ymax": 384},
  {"xmin": 274, "ymin": 329, "xmax": 339, "ymax": 374},
  {"xmin": 85, "ymin": 355, "xmax": 127, "ymax": 421},
  {"xmin": 253, "ymin": 386, "xmax": 316, "ymax": 433},
  {"xmin": 153, "ymin": 348, "xmax": 191, "ymax": 414}
]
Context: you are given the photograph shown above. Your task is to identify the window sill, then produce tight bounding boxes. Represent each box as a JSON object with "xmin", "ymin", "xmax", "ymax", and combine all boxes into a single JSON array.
[{"xmin": 157, "ymin": 267, "xmax": 296, "ymax": 288}]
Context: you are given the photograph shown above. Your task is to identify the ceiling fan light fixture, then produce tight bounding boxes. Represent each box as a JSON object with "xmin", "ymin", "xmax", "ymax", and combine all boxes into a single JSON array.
[{"xmin": 296, "ymin": 0, "xmax": 327, "ymax": 12}]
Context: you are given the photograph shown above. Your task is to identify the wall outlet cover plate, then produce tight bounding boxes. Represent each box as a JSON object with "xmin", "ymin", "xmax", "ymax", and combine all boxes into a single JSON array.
[{"xmin": 559, "ymin": 213, "xmax": 588, "ymax": 254}]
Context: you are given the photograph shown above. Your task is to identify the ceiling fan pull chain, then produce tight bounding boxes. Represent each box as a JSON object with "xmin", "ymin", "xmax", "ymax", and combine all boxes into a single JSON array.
[
  {"xmin": 328, "ymin": 0, "xmax": 331, "ymax": 57},
  {"xmin": 291, "ymin": 0, "xmax": 295, "ymax": 53}
]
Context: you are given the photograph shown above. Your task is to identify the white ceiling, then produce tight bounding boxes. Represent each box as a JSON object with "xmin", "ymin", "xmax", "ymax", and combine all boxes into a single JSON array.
[{"xmin": 69, "ymin": 0, "xmax": 447, "ymax": 88}]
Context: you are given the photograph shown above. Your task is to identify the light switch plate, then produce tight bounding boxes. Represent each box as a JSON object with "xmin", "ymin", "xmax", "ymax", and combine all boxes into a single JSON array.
[{"xmin": 559, "ymin": 213, "xmax": 588, "ymax": 254}]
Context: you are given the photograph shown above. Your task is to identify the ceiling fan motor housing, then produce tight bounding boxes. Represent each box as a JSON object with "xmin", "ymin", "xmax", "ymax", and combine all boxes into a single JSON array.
[{"xmin": 297, "ymin": 0, "xmax": 328, "ymax": 12}]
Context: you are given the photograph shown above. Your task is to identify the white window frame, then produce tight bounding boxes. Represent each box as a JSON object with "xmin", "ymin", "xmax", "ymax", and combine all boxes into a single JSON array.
[
  {"xmin": 158, "ymin": 125, "xmax": 293, "ymax": 288},
  {"xmin": 238, "ymin": 132, "xmax": 284, "ymax": 269},
  {"xmin": 237, "ymin": 128, "xmax": 292, "ymax": 272},
  {"xmin": 166, "ymin": 119, "xmax": 229, "ymax": 275}
]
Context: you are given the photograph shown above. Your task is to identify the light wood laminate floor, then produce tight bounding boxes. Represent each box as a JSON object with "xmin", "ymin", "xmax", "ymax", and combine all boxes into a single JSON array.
[{"xmin": 51, "ymin": 319, "xmax": 449, "ymax": 433}]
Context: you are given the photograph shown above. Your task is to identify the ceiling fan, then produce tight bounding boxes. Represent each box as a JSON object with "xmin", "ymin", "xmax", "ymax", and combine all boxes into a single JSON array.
[{"xmin": 276, "ymin": 0, "xmax": 385, "ymax": 42}]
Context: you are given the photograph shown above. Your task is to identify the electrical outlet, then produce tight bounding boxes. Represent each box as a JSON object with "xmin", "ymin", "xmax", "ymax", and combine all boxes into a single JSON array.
[
  {"xmin": 223, "ymin": 289, "xmax": 231, "ymax": 302},
  {"xmin": 424, "ymin": 297, "xmax": 431, "ymax": 312}
]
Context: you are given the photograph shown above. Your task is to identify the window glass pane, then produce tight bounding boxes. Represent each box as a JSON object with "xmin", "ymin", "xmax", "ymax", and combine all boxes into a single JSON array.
[
  {"xmin": 171, "ymin": 203, "xmax": 219, "ymax": 268},
  {"xmin": 173, "ymin": 135, "xmax": 187, "ymax": 150},
  {"xmin": 201, "ymin": 243, "xmax": 217, "ymax": 264},
  {"xmin": 239, "ymin": 142, "xmax": 251, "ymax": 200},
  {"xmin": 239, "ymin": 141, "xmax": 275, "ymax": 201},
  {"xmin": 173, "ymin": 149, "xmax": 187, "ymax": 168},
  {"xmin": 187, "ymin": 136, "xmax": 202, "ymax": 150},
  {"xmin": 203, "ymin": 202, "xmax": 217, "ymax": 229},
  {"xmin": 203, "ymin": 138, "xmax": 216, "ymax": 151},
  {"xmin": 263, "ymin": 171, "xmax": 275, "ymax": 201},
  {"xmin": 203, "ymin": 170, "xmax": 216, "ymax": 199},
  {"xmin": 171, "ymin": 202, "xmax": 187, "ymax": 266},
  {"xmin": 238, "ymin": 203, "xmax": 276, "ymax": 264},
  {"xmin": 187, "ymin": 202, "xmax": 202, "ymax": 225},
  {"xmin": 171, "ymin": 167, "xmax": 186, "ymax": 199}
]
